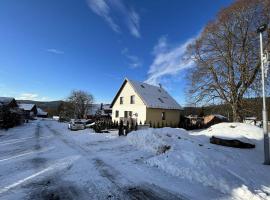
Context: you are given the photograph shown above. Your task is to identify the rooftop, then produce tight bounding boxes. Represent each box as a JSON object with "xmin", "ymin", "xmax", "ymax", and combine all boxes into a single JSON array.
[
  {"xmin": 19, "ymin": 103, "xmax": 36, "ymax": 111},
  {"xmin": 111, "ymin": 78, "xmax": 182, "ymax": 110}
]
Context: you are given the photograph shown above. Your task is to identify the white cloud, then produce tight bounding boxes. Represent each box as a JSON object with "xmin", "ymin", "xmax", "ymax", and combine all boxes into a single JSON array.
[
  {"xmin": 87, "ymin": 0, "xmax": 120, "ymax": 33},
  {"xmin": 16, "ymin": 93, "xmax": 49, "ymax": 101},
  {"xmin": 86, "ymin": 0, "xmax": 140, "ymax": 38},
  {"xmin": 145, "ymin": 35, "xmax": 197, "ymax": 85},
  {"xmin": 121, "ymin": 48, "xmax": 142, "ymax": 69},
  {"xmin": 46, "ymin": 48, "xmax": 64, "ymax": 54},
  {"xmin": 126, "ymin": 9, "xmax": 140, "ymax": 38}
]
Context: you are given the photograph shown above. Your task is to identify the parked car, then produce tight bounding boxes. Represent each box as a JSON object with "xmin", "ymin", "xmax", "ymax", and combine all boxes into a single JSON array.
[{"xmin": 68, "ymin": 120, "xmax": 85, "ymax": 131}]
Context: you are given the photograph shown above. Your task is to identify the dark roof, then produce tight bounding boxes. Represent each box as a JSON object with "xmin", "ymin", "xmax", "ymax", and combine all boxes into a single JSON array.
[{"xmin": 0, "ymin": 97, "xmax": 17, "ymax": 106}]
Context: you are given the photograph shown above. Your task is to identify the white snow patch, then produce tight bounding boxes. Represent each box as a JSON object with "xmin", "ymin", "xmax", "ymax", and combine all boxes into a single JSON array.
[{"xmin": 127, "ymin": 124, "xmax": 269, "ymax": 199}]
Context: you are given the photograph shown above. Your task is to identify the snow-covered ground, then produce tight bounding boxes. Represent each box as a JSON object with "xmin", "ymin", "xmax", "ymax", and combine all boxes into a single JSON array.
[
  {"xmin": 0, "ymin": 119, "xmax": 269, "ymax": 200},
  {"xmin": 127, "ymin": 123, "xmax": 270, "ymax": 200}
]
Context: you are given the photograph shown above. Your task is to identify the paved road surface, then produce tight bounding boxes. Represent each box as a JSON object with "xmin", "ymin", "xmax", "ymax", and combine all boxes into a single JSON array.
[{"xmin": 0, "ymin": 120, "xmax": 188, "ymax": 200}]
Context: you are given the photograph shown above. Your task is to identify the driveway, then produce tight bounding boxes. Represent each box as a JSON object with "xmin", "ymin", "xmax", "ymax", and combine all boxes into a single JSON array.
[{"xmin": 0, "ymin": 119, "xmax": 188, "ymax": 200}]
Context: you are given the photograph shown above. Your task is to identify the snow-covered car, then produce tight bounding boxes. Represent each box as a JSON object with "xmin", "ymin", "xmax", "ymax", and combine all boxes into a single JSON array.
[{"xmin": 68, "ymin": 121, "xmax": 85, "ymax": 131}]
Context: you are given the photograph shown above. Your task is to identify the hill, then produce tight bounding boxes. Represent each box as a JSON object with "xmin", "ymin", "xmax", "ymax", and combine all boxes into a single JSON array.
[{"xmin": 17, "ymin": 100, "xmax": 64, "ymax": 116}]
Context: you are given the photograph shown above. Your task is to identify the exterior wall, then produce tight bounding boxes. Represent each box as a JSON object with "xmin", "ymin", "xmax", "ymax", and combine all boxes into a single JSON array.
[
  {"xmin": 112, "ymin": 81, "xmax": 147, "ymax": 123},
  {"xmin": 146, "ymin": 108, "xmax": 181, "ymax": 127}
]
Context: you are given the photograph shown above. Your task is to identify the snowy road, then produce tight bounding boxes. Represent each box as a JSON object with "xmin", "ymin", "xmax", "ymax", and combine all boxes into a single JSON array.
[{"xmin": 0, "ymin": 120, "xmax": 189, "ymax": 200}]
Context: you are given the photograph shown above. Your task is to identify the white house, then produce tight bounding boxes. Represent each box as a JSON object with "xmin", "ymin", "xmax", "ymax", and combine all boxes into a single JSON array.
[{"xmin": 111, "ymin": 78, "xmax": 182, "ymax": 126}]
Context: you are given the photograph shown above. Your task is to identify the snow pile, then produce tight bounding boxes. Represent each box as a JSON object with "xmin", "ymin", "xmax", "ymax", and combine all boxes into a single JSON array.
[
  {"xmin": 127, "ymin": 124, "xmax": 269, "ymax": 199},
  {"xmin": 196, "ymin": 122, "xmax": 263, "ymax": 145},
  {"xmin": 126, "ymin": 128, "xmax": 181, "ymax": 153},
  {"xmin": 200, "ymin": 122, "xmax": 263, "ymax": 139}
]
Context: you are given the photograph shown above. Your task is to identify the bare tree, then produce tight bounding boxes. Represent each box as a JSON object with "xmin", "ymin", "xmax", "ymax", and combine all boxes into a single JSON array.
[
  {"xmin": 67, "ymin": 90, "xmax": 94, "ymax": 119},
  {"xmin": 187, "ymin": 0, "xmax": 270, "ymax": 122}
]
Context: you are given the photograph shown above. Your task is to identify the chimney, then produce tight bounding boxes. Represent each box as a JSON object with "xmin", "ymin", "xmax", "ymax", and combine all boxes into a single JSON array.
[{"xmin": 159, "ymin": 83, "xmax": 162, "ymax": 88}]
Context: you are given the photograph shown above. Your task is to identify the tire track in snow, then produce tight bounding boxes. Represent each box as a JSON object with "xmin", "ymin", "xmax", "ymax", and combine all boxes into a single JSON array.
[
  {"xmin": 0, "ymin": 147, "xmax": 54, "ymax": 163},
  {"xmin": 45, "ymin": 123, "xmax": 188, "ymax": 200},
  {"xmin": 0, "ymin": 155, "xmax": 80, "ymax": 195},
  {"xmin": 0, "ymin": 136, "xmax": 52, "ymax": 146}
]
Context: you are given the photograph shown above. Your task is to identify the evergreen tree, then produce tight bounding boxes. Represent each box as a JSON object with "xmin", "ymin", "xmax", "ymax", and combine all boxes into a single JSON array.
[
  {"xmin": 131, "ymin": 120, "xmax": 134, "ymax": 131},
  {"xmin": 125, "ymin": 121, "xmax": 130, "ymax": 135},
  {"xmin": 118, "ymin": 120, "xmax": 124, "ymax": 136},
  {"xmin": 135, "ymin": 121, "xmax": 138, "ymax": 131}
]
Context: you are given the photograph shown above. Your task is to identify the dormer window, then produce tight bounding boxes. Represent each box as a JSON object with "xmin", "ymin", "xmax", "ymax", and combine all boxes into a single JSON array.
[
  {"xmin": 120, "ymin": 97, "xmax": 124, "ymax": 104},
  {"xmin": 158, "ymin": 98, "xmax": 164, "ymax": 103}
]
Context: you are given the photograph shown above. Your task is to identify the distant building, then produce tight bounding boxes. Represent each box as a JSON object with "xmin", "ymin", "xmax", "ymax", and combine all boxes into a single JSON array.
[
  {"xmin": 19, "ymin": 104, "xmax": 37, "ymax": 119},
  {"xmin": 0, "ymin": 97, "xmax": 18, "ymax": 108},
  {"xmin": 37, "ymin": 108, "xmax": 48, "ymax": 118},
  {"xmin": 243, "ymin": 117, "xmax": 258, "ymax": 126},
  {"xmin": 204, "ymin": 114, "xmax": 228, "ymax": 128},
  {"xmin": 111, "ymin": 78, "xmax": 182, "ymax": 126},
  {"xmin": 185, "ymin": 115, "xmax": 204, "ymax": 128},
  {"xmin": 86, "ymin": 104, "xmax": 102, "ymax": 119},
  {"xmin": 86, "ymin": 103, "xmax": 112, "ymax": 119},
  {"xmin": 0, "ymin": 97, "xmax": 23, "ymax": 127},
  {"xmin": 96, "ymin": 103, "xmax": 112, "ymax": 117}
]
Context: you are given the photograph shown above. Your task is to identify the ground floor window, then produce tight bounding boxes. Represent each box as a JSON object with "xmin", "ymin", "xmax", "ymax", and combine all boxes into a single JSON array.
[
  {"xmin": 129, "ymin": 111, "xmax": 132, "ymax": 117},
  {"xmin": 162, "ymin": 112, "xmax": 166, "ymax": 120},
  {"xmin": 124, "ymin": 111, "xmax": 128, "ymax": 118}
]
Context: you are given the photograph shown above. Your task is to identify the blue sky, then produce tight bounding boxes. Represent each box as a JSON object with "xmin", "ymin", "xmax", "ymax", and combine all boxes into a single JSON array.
[{"xmin": 0, "ymin": 0, "xmax": 232, "ymax": 105}]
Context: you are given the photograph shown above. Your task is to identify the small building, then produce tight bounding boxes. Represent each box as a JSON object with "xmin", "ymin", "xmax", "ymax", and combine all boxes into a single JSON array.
[
  {"xmin": 0, "ymin": 97, "xmax": 23, "ymax": 127},
  {"xmin": 86, "ymin": 104, "xmax": 103, "ymax": 119},
  {"xmin": 95, "ymin": 103, "xmax": 112, "ymax": 118},
  {"xmin": 86, "ymin": 103, "xmax": 112, "ymax": 120},
  {"xmin": 184, "ymin": 115, "xmax": 204, "ymax": 129},
  {"xmin": 110, "ymin": 78, "xmax": 182, "ymax": 126},
  {"xmin": 19, "ymin": 104, "xmax": 37, "ymax": 119},
  {"xmin": 37, "ymin": 108, "xmax": 48, "ymax": 118},
  {"xmin": 204, "ymin": 114, "xmax": 228, "ymax": 128},
  {"xmin": 0, "ymin": 97, "xmax": 18, "ymax": 108}
]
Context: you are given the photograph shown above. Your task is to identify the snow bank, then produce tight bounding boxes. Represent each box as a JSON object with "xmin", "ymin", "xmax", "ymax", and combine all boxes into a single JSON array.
[
  {"xmin": 127, "ymin": 127, "xmax": 186, "ymax": 153},
  {"xmin": 198, "ymin": 122, "xmax": 263, "ymax": 140},
  {"xmin": 127, "ymin": 124, "xmax": 269, "ymax": 199}
]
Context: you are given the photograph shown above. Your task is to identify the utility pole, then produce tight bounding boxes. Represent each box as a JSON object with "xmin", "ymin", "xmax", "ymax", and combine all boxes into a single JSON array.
[{"xmin": 257, "ymin": 24, "xmax": 270, "ymax": 165}]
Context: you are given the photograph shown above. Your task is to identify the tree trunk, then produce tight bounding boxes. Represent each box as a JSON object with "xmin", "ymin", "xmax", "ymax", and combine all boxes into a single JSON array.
[{"xmin": 231, "ymin": 103, "xmax": 242, "ymax": 122}]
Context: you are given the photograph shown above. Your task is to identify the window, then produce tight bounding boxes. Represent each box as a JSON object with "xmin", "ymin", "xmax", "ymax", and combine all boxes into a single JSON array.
[
  {"xmin": 158, "ymin": 98, "xmax": 164, "ymax": 103},
  {"xmin": 130, "ymin": 95, "xmax": 135, "ymax": 104},
  {"xmin": 162, "ymin": 112, "xmax": 166, "ymax": 120},
  {"xmin": 120, "ymin": 97, "xmax": 123, "ymax": 104},
  {"xmin": 129, "ymin": 111, "xmax": 133, "ymax": 117},
  {"xmin": 115, "ymin": 110, "xmax": 119, "ymax": 118},
  {"xmin": 124, "ymin": 111, "xmax": 128, "ymax": 118},
  {"xmin": 140, "ymin": 84, "xmax": 145, "ymax": 88}
]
